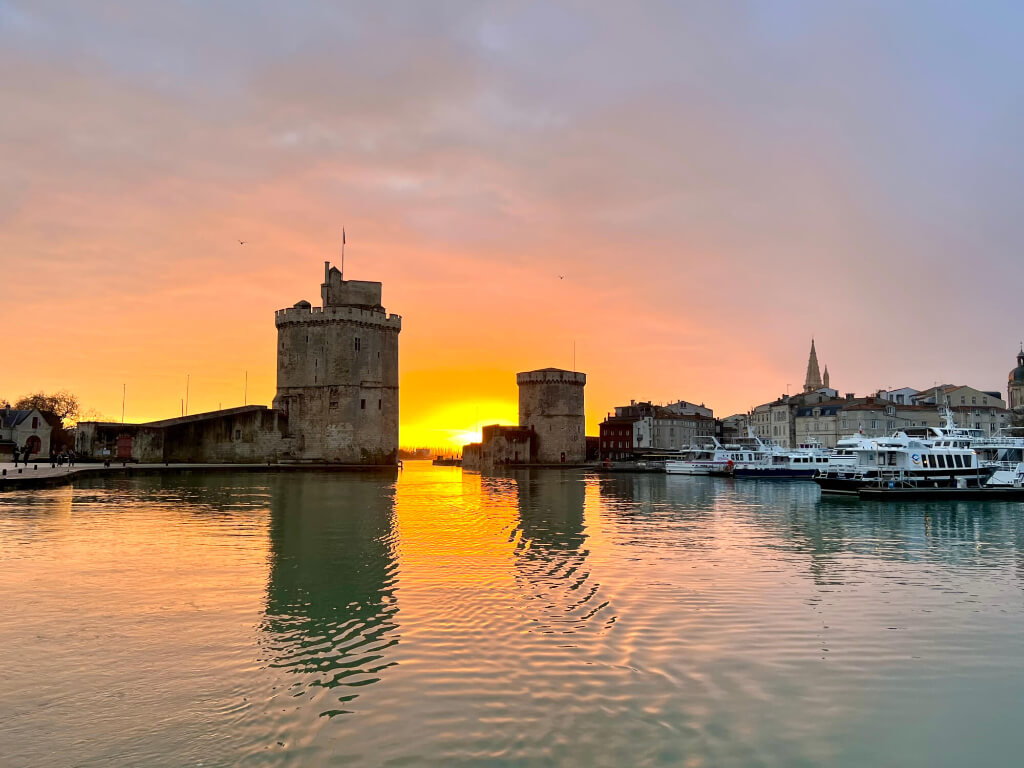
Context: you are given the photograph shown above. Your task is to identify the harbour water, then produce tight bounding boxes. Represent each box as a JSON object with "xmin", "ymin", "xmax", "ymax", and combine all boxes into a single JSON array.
[{"xmin": 3, "ymin": 461, "xmax": 1024, "ymax": 766}]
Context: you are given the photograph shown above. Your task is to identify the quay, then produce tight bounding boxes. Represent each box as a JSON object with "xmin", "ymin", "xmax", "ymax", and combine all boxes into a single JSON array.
[{"xmin": 0, "ymin": 461, "xmax": 398, "ymax": 491}]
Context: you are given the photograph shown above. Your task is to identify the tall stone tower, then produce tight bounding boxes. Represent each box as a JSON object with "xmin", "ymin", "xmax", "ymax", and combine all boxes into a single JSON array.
[
  {"xmin": 517, "ymin": 368, "xmax": 586, "ymax": 463},
  {"xmin": 1009, "ymin": 345, "xmax": 1024, "ymax": 427},
  {"xmin": 803, "ymin": 339, "xmax": 823, "ymax": 393},
  {"xmin": 273, "ymin": 262, "xmax": 401, "ymax": 464}
]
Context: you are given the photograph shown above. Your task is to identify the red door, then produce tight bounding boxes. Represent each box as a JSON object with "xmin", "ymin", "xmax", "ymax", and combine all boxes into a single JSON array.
[
  {"xmin": 117, "ymin": 434, "xmax": 133, "ymax": 459},
  {"xmin": 26, "ymin": 435, "xmax": 41, "ymax": 456}
]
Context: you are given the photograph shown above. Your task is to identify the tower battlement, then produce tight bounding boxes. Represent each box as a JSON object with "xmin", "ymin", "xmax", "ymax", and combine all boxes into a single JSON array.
[
  {"xmin": 516, "ymin": 369, "xmax": 586, "ymax": 387},
  {"xmin": 275, "ymin": 304, "xmax": 402, "ymax": 330}
]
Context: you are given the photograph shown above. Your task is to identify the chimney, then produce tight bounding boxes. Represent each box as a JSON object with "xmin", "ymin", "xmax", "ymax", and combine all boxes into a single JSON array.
[{"xmin": 324, "ymin": 261, "xmax": 331, "ymax": 283}]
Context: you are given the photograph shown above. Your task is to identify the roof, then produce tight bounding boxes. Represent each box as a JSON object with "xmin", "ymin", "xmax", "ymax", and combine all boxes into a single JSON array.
[
  {"xmin": 79, "ymin": 405, "xmax": 270, "ymax": 430},
  {"xmin": 1, "ymin": 409, "xmax": 34, "ymax": 429}
]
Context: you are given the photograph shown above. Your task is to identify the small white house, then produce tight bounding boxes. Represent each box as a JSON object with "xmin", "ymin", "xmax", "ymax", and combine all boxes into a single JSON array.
[{"xmin": 1, "ymin": 407, "xmax": 53, "ymax": 459}]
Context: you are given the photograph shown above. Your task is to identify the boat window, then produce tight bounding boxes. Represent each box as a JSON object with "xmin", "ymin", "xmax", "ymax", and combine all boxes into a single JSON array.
[{"xmin": 954, "ymin": 454, "xmax": 964, "ymax": 468}]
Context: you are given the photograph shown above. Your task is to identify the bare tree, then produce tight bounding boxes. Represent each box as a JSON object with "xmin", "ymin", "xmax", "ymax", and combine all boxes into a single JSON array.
[{"xmin": 14, "ymin": 390, "xmax": 81, "ymax": 426}]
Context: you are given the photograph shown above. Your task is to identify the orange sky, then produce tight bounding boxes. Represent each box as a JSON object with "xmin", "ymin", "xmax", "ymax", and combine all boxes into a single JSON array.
[{"xmin": 3, "ymin": 3, "xmax": 1023, "ymax": 448}]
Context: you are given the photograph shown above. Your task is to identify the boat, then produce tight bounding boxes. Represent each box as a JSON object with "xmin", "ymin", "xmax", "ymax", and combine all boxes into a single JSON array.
[
  {"xmin": 985, "ymin": 462, "xmax": 1024, "ymax": 488},
  {"xmin": 813, "ymin": 432, "xmax": 992, "ymax": 495},
  {"xmin": 665, "ymin": 438, "xmax": 763, "ymax": 475},
  {"xmin": 732, "ymin": 436, "xmax": 832, "ymax": 479}
]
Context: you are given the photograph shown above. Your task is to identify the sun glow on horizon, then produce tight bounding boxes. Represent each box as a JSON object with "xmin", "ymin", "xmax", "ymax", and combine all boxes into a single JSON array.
[{"xmin": 400, "ymin": 397, "xmax": 518, "ymax": 450}]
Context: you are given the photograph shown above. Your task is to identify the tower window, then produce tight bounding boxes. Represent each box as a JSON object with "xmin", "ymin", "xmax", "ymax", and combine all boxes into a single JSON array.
[
  {"xmin": 361, "ymin": 399, "xmax": 366, "ymax": 410},
  {"xmin": 378, "ymin": 399, "xmax": 382, "ymax": 410},
  {"xmin": 355, "ymin": 337, "xmax": 361, "ymax": 351}
]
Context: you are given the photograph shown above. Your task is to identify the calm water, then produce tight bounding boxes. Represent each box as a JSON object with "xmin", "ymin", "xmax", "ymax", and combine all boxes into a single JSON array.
[{"xmin": 3, "ymin": 463, "xmax": 1024, "ymax": 767}]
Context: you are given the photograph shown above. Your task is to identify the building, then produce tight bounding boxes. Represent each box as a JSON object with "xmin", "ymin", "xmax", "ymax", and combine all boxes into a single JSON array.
[
  {"xmin": 76, "ymin": 262, "xmax": 402, "ymax": 465},
  {"xmin": 879, "ymin": 387, "xmax": 919, "ymax": 405},
  {"xmin": 517, "ymin": 368, "xmax": 586, "ymax": 464},
  {"xmin": 1, "ymin": 407, "xmax": 52, "ymax": 459},
  {"xmin": 912, "ymin": 385, "xmax": 1004, "ymax": 411},
  {"xmin": 719, "ymin": 413, "xmax": 749, "ymax": 443},
  {"xmin": 1010, "ymin": 346, "xmax": 1024, "ymax": 426},
  {"xmin": 273, "ymin": 262, "xmax": 402, "ymax": 463},
  {"xmin": 76, "ymin": 406, "xmax": 290, "ymax": 462},
  {"xmin": 598, "ymin": 400, "xmax": 715, "ymax": 459},
  {"xmin": 463, "ymin": 367, "xmax": 588, "ymax": 469},
  {"xmin": 599, "ymin": 415, "xmax": 639, "ymax": 460}
]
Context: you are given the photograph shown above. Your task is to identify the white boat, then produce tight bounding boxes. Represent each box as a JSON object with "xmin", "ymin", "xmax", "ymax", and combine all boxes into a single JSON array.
[
  {"xmin": 665, "ymin": 438, "xmax": 762, "ymax": 475},
  {"xmin": 814, "ymin": 432, "xmax": 991, "ymax": 494},
  {"xmin": 732, "ymin": 435, "xmax": 832, "ymax": 479}
]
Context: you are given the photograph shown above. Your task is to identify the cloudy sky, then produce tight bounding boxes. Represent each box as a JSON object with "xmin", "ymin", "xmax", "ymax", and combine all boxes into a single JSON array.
[{"xmin": 3, "ymin": 1, "xmax": 1024, "ymax": 445}]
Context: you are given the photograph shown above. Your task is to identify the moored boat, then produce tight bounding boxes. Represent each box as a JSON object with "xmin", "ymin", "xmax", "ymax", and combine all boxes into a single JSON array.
[{"xmin": 814, "ymin": 432, "xmax": 992, "ymax": 494}]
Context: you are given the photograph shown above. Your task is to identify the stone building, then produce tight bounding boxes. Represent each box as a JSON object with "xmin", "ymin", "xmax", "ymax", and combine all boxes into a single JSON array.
[
  {"xmin": 518, "ymin": 368, "xmax": 586, "ymax": 464},
  {"xmin": 76, "ymin": 262, "xmax": 401, "ymax": 465},
  {"xmin": 463, "ymin": 367, "xmax": 588, "ymax": 469},
  {"xmin": 273, "ymin": 263, "xmax": 402, "ymax": 463},
  {"xmin": 76, "ymin": 406, "xmax": 290, "ymax": 462},
  {"xmin": 1010, "ymin": 346, "xmax": 1024, "ymax": 426}
]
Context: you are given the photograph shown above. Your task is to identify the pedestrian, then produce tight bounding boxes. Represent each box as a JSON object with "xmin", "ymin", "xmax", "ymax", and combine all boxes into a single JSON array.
[{"xmin": 69, "ymin": 449, "xmax": 75, "ymax": 467}]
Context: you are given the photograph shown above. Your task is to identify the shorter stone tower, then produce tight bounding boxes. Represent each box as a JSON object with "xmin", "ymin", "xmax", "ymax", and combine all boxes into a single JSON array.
[
  {"xmin": 273, "ymin": 262, "xmax": 401, "ymax": 464},
  {"xmin": 517, "ymin": 368, "xmax": 586, "ymax": 464}
]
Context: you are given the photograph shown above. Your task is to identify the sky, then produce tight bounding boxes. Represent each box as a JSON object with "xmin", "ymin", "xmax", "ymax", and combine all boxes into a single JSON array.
[{"xmin": 3, "ymin": 1, "xmax": 1024, "ymax": 447}]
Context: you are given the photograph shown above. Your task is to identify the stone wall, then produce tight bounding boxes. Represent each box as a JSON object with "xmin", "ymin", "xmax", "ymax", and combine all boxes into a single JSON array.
[{"xmin": 517, "ymin": 369, "xmax": 586, "ymax": 464}]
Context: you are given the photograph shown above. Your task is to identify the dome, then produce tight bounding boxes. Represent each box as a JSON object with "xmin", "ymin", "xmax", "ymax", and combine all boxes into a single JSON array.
[{"xmin": 1010, "ymin": 349, "xmax": 1024, "ymax": 384}]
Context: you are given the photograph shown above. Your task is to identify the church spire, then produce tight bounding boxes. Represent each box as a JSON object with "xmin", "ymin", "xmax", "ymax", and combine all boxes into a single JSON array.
[
  {"xmin": 823, "ymin": 364, "xmax": 830, "ymax": 390},
  {"xmin": 804, "ymin": 339, "xmax": 822, "ymax": 393}
]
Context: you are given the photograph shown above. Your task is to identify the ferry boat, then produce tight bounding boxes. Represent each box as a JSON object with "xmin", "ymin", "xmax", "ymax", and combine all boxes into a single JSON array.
[
  {"xmin": 664, "ymin": 439, "xmax": 763, "ymax": 475},
  {"xmin": 814, "ymin": 432, "xmax": 991, "ymax": 494},
  {"xmin": 732, "ymin": 437, "xmax": 832, "ymax": 479}
]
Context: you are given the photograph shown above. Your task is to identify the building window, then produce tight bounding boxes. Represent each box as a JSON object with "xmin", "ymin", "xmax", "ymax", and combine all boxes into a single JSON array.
[
  {"xmin": 235, "ymin": 429, "xmax": 241, "ymax": 440},
  {"xmin": 355, "ymin": 337, "xmax": 361, "ymax": 351},
  {"xmin": 32, "ymin": 417, "xmax": 38, "ymax": 428},
  {"xmin": 360, "ymin": 399, "xmax": 366, "ymax": 410},
  {"xmin": 378, "ymin": 399, "xmax": 382, "ymax": 410}
]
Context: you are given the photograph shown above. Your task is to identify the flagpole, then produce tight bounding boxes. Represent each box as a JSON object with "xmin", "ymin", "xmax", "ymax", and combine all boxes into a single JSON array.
[{"xmin": 341, "ymin": 227, "xmax": 346, "ymax": 280}]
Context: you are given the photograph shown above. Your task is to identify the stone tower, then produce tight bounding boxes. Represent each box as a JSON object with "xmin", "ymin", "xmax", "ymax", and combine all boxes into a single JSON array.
[
  {"xmin": 823, "ymin": 365, "xmax": 830, "ymax": 390},
  {"xmin": 803, "ymin": 339, "xmax": 823, "ymax": 393},
  {"xmin": 272, "ymin": 262, "xmax": 401, "ymax": 464},
  {"xmin": 1009, "ymin": 345, "xmax": 1024, "ymax": 426},
  {"xmin": 517, "ymin": 368, "xmax": 586, "ymax": 463}
]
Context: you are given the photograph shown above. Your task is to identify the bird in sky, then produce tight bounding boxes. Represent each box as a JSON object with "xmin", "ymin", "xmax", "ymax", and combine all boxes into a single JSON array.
[
  {"xmin": 557, "ymin": 275, "xmax": 565, "ymax": 279},
  {"xmin": 238, "ymin": 240, "xmax": 247, "ymax": 245}
]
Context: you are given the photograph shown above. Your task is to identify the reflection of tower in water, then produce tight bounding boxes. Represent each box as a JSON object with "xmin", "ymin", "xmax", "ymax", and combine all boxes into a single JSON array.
[
  {"xmin": 506, "ymin": 470, "xmax": 613, "ymax": 634},
  {"xmin": 260, "ymin": 475, "xmax": 399, "ymax": 717}
]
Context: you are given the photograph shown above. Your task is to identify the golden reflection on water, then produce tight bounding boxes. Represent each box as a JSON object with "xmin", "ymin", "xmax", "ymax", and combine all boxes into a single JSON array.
[{"xmin": 5, "ymin": 466, "xmax": 1024, "ymax": 766}]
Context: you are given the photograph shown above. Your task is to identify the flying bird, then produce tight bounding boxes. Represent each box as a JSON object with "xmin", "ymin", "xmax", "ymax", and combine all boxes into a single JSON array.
[
  {"xmin": 557, "ymin": 275, "xmax": 565, "ymax": 279},
  {"xmin": 238, "ymin": 240, "xmax": 247, "ymax": 245}
]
